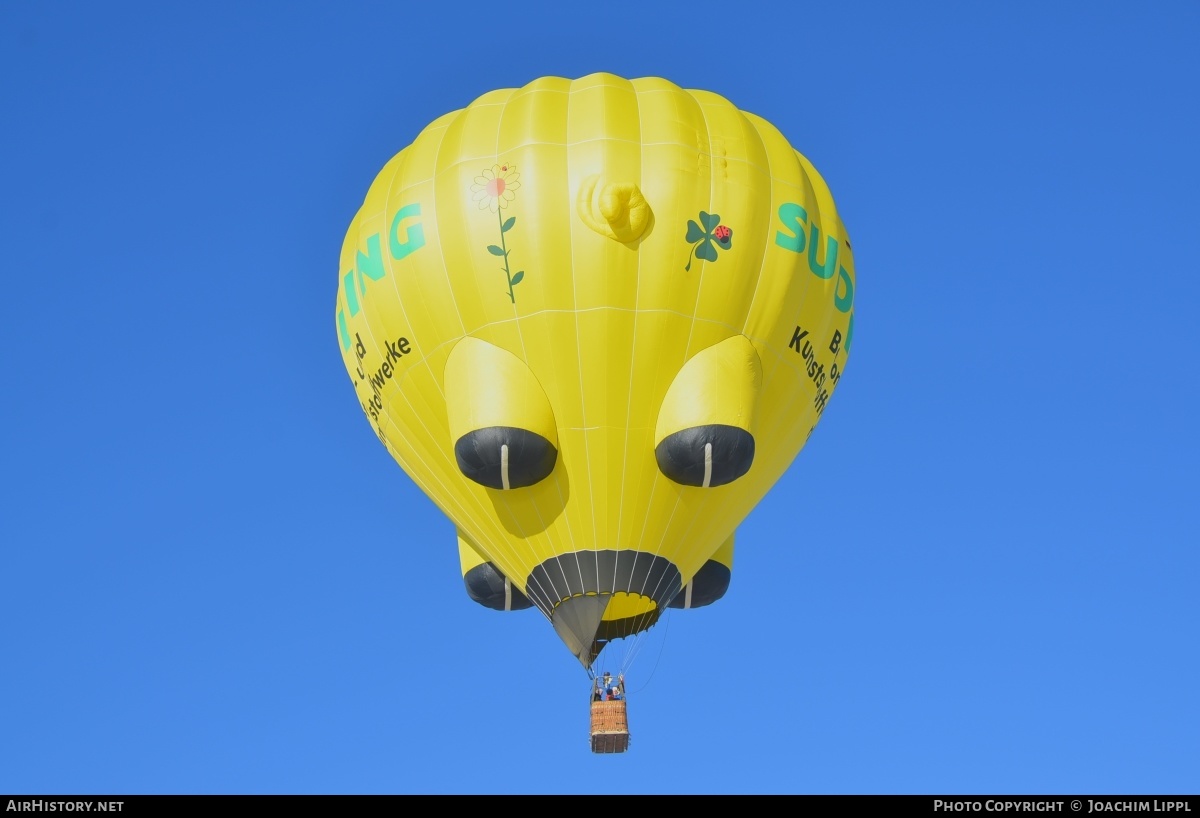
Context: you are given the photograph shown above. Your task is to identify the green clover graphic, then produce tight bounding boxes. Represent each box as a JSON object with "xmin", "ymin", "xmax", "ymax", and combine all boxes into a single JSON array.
[{"xmin": 684, "ymin": 211, "xmax": 733, "ymax": 272}]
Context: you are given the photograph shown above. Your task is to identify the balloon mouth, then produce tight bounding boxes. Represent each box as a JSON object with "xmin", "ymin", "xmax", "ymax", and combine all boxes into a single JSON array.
[
  {"xmin": 525, "ymin": 550, "xmax": 682, "ymax": 667},
  {"xmin": 551, "ymin": 593, "xmax": 664, "ymax": 668}
]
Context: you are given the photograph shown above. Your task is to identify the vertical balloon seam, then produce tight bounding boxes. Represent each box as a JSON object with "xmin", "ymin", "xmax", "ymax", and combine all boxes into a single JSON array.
[
  {"xmin": 464, "ymin": 101, "xmax": 559, "ymax": 586},
  {"xmin": 752, "ymin": 149, "xmax": 845, "ymax": 501},
  {"xmin": 736, "ymin": 110, "xmax": 778, "ymax": 344},
  {"xmin": 583, "ymin": 79, "xmax": 620, "ymax": 608},
  {"xmin": 545, "ymin": 81, "xmax": 589, "ymax": 621},
  {"xmin": 624, "ymin": 89, "xmax": 700, "ymax": 636},
  {"xmin": 637, "ymin": 86, "xmax": 718, "ymax": 610},
  {"xmin": 409, "ymin": 117, "xmax": 482, "ymax": 556},
  {"xmin": 419, "ymin": 119, "xmax": 527, "ymax": 574},
  {"xmin": 621, "ymin": 81, "xmax": 673, "ymax": 641},
  {"xmin": 512, "ymin": 92, "xmax": 569, "ymax": 602},
  {"xmin": 347, "ymin": 197, "xmax": 390, "ymax": 437},
  {"xmin": 810, "ymin": 175, "xmax": 846, "ymax": 458},
  {"xmin": 484, "ymin": 85, "xmax": 537, "ymax": 570},
  {"xmin": 750, "ymin": 152, "xmax": 817, "ymax": 500},
  {"xmin": 525, "ymin": 87, "xmax": 585, "ymax": 622},
  {"xmin": 736, "ymin": 134, "xmax": 805, "ymax": 512},
  {"xmin": 608, "ymin": 76, "xmax": 641, "ymax": 630},
  {"xmin": 817, "ymin": 173, "xmax": 852, "ymax": 464},
  {"xmin": 422, "ymin": 109, "xmax": 534, "ymax": 587},
  {"xmin": 415, "ymin": 108, "xmax": 523, "ymax": 582},
  {"xmin": 347, "ymin": 178, "xmax": 413, "ymax": 472},
  {"xmin": 656, "ymin": 99, "xmax": 771, "ymax": 615},
  {"xmin": 427, "ymin": 116, "xmax": 469, "ymax": 341},
  {"xmin": 381, "ymin": 155, "xmax": 504, "ymax": 570},
  {"xmin": 653, "ymin": 102, "xmax": 773, "ymax": 577},
  {"xmin": 538, "ymin": 86, "xmax": 587, "ymax": 612},
  {"xmin": 613, "ymin": 79, "xmax": 649, "ymax": 586},
  {"xmin": 587, "ymin": 79, "xmax": 630, "ymax": 603},
  {"xmin": 516, "ymin": 86, "xmax": 565, "ymax": 611},
  {"xmin": 626, "ymin": 79, "xmax": 662, "ymax": 643},
  {"xmin": 502, "ymin": 87, "xmax": 552, "ymax": 610},
  {"xmin": 737, "ymin": 114, "xmax": 782, "ymax": 533},
  {"xmin": 795, "ymin": 148, "xmax": 845, "ymax": 447},
  {"xmin": 463, "ymin": 92, "xmax": 563, "ymax": 607},
  {"xmin": 616, "ymin": 87, "xmax": 694, "ymax": 639},
  {"xmin": 710, "ymin": 95, "xmax": 764, "ymax": 344},
  {"xmin": 568, "ymin": 82, "xmax": 599, "ymax": 616},
  {"xmin": 595, "ymin": 77, "xmax": 652, "ymax": 647},
  {"xmin": 739, "ymin": 116, "xmax": 792, "ymax": 452},
  {"xmin": 530, "ymin": 85, "xmax": 570, "ymax": 615},
  {"xmin": 592, "ymin": 80, "xmax": 619, "ymax": 611},
  {"xmin": 592, "ymin": 80, "xmax": 638, "ymax": 657},
  {"xmin": 634, "ymin": 84, "xmax": 704, "ymax": 642},
  {"xmin": 378, "ymin": 130, "xmax": 466, "ymax": 528},
  {"xmin": 628, "ymin": 81, "xmax": 709, "ymax": 605},
  {"xmin": 496, "ymin": 85, "xmax": 533, "ymax": 366}
]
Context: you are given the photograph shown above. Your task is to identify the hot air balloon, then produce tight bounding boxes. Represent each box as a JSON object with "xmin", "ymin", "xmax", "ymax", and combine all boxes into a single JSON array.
[{"xmin": 335, "ymin": 73, "xmax": 855, "ymax": 682}]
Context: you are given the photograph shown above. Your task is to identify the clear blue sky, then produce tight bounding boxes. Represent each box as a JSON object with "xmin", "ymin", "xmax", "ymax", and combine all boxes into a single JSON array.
[{"xmin": 2, "ymin": 1, "xmax": 1197, "ymax": 796}]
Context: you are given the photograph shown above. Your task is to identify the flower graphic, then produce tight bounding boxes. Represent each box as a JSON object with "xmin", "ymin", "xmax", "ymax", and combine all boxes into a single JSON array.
[
  {"xmin": 472, "ymin": 162, "xmax": 525, "ymax": 302},
  {"xmin": 684, "ymin": 211, "xmax": 733, "ymax": 271},
  {"xmin": 471, "ymin": 163, "xmax": 521, "ymax": 212}
]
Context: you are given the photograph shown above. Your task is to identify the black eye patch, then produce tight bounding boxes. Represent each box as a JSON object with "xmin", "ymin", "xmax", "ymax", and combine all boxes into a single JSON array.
[
  {"xmin": 454, "ymin": 425, "xmax": 558, "ymax": 489},
  {"xmin": 655, "ymin": 424, "xmax": 755, "ymax": 487}
]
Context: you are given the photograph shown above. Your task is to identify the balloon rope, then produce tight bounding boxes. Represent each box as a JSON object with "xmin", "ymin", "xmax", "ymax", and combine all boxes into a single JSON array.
[{"xmin": 626, "ymin": 608, "xmax": 670, "ymax": 696}]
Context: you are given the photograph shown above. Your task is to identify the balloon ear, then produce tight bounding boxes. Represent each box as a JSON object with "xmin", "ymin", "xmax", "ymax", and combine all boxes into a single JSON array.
[
  {"xmin": 654, "ymin": 336, "xmax": 761, "ymax": 487},
  {"xmin": 576, "ymin": 175, "xmax": 653, "ymax": 244},
  {"xmin": 444, "ymin": 336, "xmax": 559, "ymax": 489}
]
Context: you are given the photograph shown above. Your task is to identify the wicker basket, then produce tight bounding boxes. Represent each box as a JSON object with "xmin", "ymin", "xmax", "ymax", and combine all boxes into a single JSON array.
[{"xmin": 590, "ymin": 700, "xmax": 630, "ymax": 753}]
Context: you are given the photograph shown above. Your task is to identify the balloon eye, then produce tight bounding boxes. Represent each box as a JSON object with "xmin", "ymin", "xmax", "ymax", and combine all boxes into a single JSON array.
[
  {"xmin": 454, "ymin": 426, "xmax": 558, "ymax": 489},
  {"xmin": 655, "ymin": 425, "xmax": 755, "ymax": 488}
]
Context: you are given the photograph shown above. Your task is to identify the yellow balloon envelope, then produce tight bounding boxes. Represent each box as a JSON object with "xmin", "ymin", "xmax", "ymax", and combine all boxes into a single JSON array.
[{"xmin": 336, "ymin": 73, "xmax": 855, "ymax": 667}]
